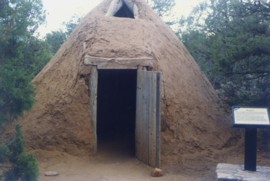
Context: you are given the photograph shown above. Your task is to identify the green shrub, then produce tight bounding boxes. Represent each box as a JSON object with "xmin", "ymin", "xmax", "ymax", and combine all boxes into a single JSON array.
[
  {"xmin": 0, "ymin": 112, "xmax": 9, "ymax": 132},
  {"xmin": 4, "ymin": 169, "xmax": 17, "ymax": 181},
  {"xmin": 0, "ymin": 144, "xmax": 10, "ymax": 163},
  {"xmin": 8, "ymin": 124, "xmax": 25, "ymax": 163},
  {"xmin": 4, "ymin": 152, "xmax": 39, "ymax": 181},
  {"xmin": 16, "ymin": 152, "xmax": 39, "ymax": 181},
  {"xmin": 2, "ymin": 124, "xmax": 39, "ymax": 181}
]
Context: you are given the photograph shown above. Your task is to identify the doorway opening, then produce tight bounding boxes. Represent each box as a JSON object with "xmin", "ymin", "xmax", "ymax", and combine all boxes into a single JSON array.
[{"xmin": 97, "ymin": 69, "xmax": 137, "ymax": 157}]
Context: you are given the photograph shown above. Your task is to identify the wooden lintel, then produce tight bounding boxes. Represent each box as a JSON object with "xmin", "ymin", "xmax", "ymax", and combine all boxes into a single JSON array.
[{"xmin": 83, "ymin": 55, "xmax": 154, "ymax": 69}]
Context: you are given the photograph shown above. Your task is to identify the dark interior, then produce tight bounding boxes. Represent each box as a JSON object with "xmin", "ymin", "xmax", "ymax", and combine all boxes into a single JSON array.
[
  {"xmin": 114, "ymin": 2, "xmax": 135, "ymax": 19},
  {"xmin": 97, "ymin": 69, "xmax": 137, "ymax": 156}
]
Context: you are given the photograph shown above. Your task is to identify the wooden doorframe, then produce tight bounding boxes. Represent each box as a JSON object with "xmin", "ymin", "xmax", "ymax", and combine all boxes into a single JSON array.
[
  {"xmin": 89, "ymin": 66, "xmax": 161, "ymax": 167},
  {"xmin": 89, "ymin": 66, "xmax": 98, "ymax": 153}
]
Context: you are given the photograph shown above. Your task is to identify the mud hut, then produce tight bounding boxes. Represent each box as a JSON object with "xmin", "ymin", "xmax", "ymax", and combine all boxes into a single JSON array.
[{"xmin": 16, "ymin": 0, "xmax": 236, "ymax": 167}]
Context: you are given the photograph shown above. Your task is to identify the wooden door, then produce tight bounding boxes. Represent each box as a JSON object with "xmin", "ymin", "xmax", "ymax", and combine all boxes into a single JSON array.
[{"xmin": 136, "ymin": 70, "xmax": 161, "ymax": 167}]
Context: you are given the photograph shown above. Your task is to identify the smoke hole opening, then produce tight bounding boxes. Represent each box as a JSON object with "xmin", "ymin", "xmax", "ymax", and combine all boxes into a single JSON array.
[{"xmin": 114, "ymin": 2, "xmax": 135, "ymax": 19}]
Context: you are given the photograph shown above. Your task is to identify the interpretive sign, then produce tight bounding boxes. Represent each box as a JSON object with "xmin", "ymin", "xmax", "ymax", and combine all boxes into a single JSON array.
[
  {"xmin": 233, "ymin": 107, "xmax": 270, "ymax": 127},
  {"xmin": 232, "ymin": 106, "xmax": 270, "ymax": 171}
]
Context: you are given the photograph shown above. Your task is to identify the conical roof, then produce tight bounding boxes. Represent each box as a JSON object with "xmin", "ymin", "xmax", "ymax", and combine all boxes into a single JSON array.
[{"xmin": 16, "ymin": 0, "xmax": 237, "ymax": 161}]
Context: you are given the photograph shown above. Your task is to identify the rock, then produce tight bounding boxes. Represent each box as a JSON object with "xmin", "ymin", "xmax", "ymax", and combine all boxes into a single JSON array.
[
  {"xmin": 216, "ymin": 163, "xmax": 270, "ymax": 181},
  {"xmin": 151, "ymin": 168, "xmax": 164, "ymax": 177},
  {"xmin": 44, "ymin": 171, "xmax": 59, "ymax": 176}
]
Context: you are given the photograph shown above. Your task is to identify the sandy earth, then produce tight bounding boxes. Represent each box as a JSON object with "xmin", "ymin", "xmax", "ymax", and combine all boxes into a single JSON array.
[
  {"xmin": 1, "ymin": 135, "xmax": 269, "ymax": 181},
  {"xmin": 36, "ymin": 137, "xmax": 218, "ymax": 181},
  {"xmin": 36, "ymin": 141, "xmax": 270, "ymax": 181},
  {"xmin": 37, "ymin": 150, "xmax": 210, "ymax": 181}
]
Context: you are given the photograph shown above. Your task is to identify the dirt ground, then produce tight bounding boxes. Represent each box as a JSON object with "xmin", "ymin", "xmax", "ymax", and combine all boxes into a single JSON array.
[
  {"xmin": 36, "ymin": 141, "xmax": 270, "ymax": 181},
  {"xmin": 37, "ymin": 150, "xmax": 212, "ymax": 181},
  {"xmin": 1, "ymin": 135, "xmax": 269, "ymax": 181},
  {"xmin": 36, "ymin": 137, "xmax": 216, "ymax": 181}
]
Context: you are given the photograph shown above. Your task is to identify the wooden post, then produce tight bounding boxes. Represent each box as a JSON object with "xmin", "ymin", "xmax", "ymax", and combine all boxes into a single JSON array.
[
  {"xmin": 89, "ymin": 66, "xmax": 98, "ymax": 153},
  {"xmin": 156, "ymin": 72, "xmax": 161, "ymax": 168}
]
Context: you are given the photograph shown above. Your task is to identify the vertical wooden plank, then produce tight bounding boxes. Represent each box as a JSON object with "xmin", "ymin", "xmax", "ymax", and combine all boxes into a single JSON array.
[
  {"xmin": 135, "ymin": 70, "xmax": 142, "ymax": 160},
  {"xmin": 156, "ymin": 72, "xmax": 161, "ymax": 167},
  {"xmin": 142, "ymin": 71, "xmax": 150, "ymax": 163},
  {"xmin": 136, "ymin": 70, "xmax": 149, "ymax": 163},
  {"xmin": 148, "ymin": 73, "xmax": 156, "ymax": 166},
  {"xmin": 136, "ymin": 70, "xmax": 161, "ymax": 167},
  {"xmin": 89, "ymin": 66, "xmax": 98, "ymax": 153}
]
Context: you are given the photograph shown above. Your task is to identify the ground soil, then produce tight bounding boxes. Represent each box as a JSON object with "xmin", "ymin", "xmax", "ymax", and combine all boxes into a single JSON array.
[
  {"xmin": 37, "ymin": 150, "xmax": 213, "ymax": 181},
  {"xmin": 1, "ymin": 137, "xmax": 269, "ymax": 180},
  {"xmin": 36, "ymin": 142, "xmax": 270, "ymax": 181}
]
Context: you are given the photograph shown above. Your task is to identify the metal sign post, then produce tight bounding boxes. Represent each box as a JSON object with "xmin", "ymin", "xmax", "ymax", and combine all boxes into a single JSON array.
[
  {"xmin": 244, "ymin": 127, "xmax": 257, "ymax": 171},
  {"xmin": 232, "ymin": 107, "xmax": 270, "ymax": 172}
]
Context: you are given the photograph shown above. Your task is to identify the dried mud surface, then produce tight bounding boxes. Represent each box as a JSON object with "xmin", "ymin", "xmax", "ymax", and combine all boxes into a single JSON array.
[{"xmin": 37, "ymin": 147, "xmax": 270, "ymax": 181}]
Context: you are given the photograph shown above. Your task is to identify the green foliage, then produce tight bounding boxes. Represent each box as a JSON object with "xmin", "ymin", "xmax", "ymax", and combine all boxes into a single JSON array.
[
  {"xmin": 0, "ymin": 63, "xmax": 35, "ymax": 120},
  {"xmin": 179, "ymin": 0, "xmax": 270, "ymax": 106},
  {"xmin": 21, "ymin": 37, "xmax": 53, "ymax": 76},
  {"xmin": 4, "ymin": 153, "xmax": 39, "ymax": 181},
  {"xmin": 0, "ymin": 0, "xmax": 49, "ymax": 126},
  {"xmin": 0, "ymin": 144, "xmax": 10, "ymax": 163},
  {"xmin": 3, "ymin": 169, "xmax": 17, "ymax": 181},
  {"xmin": 148, "ymin": 0, "xmax": 175, "ymax": 17},
  {"xmin": 45, "ymin": 30, "xmax": 67, "ymax": 54},
  {"xmin": 0, "ymin": 0, "xmax": 45, "ymax": 53},
  {"xmin": 147, "ymin": 0, "xmax": 176, "ymax": 26},
  {"xmin": 45, "ymin": 16, "xmax": 80, "ymax": 55},
  {"xmin": 15, "ymin": 152, "xmax": 39, "ymax": 181},
  {"xmin": 8, "ymin": 125, "xmax": 25, "ymax": 163},
  {"xmin": 64, "ymin": 16, "xmax": 81, "ymax": 36},
  {"xmin": 0, "ymin": 112, "xmax": 9, "ymax": 131},
  {"xmin": 2, "ymin": 124, "xmax": 39, "ymax": 181}
]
